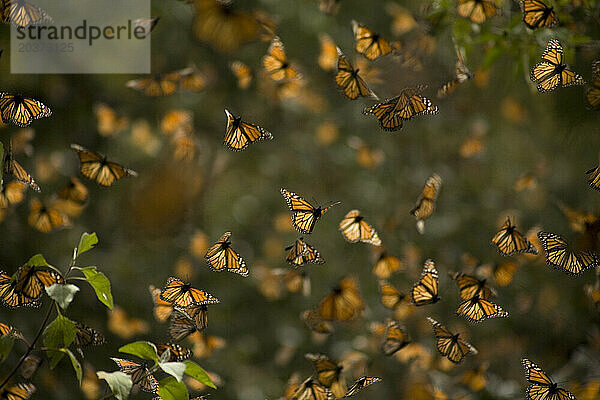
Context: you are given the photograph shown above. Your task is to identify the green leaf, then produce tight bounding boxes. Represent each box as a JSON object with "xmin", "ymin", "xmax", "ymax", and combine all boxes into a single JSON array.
[
  {"xmin": 43, "ymin": 314, "xmax": 76, "ymax": 368},
  {"xmin": 80, "ymin": 266, "xmax": 113, "ymax": 310},
  {"xmin": 46, "ymin": 283, "xmax": 79, "ymax": 309},
  {"xmin": 158, "ymin": 376, "xmax": 189, "ymax": 400},
  {"xmin": 77, "ymin": 232, "xmax": 98, "ymax": 256},
  {"xmin": 25, "ymin": 254, "xmax": 49, "ymax": 267},
  {"xmin": 119, "ymin": 341, "xmax": 158, "ymax": 361},
  {"xmin": 97, "ymin": 371, "xmax": 132, "ymax": 400},
  {"xmin": 183, "ymin": 360, "xmax": 216, "ymax": 389},
  {"xmin": 59, "ymin": 348, "xmax": 82, "ymax": 383},
  {"xmin": 159, "ymin": 361, "xmax": 186, "ymax": 382},
  {"xmin": 0, "ymin": 334, "xmax": 14, "ymax": 363}
]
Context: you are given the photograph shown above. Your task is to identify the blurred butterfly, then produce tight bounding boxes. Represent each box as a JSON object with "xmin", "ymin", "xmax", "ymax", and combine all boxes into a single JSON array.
[
  {"xmin": 20, "ymin": 355, "xmax": 41, "ymax": 380},
  {"xmin": 285, "ymin": 237, "xmax": 325, "ymax": 266},
  {"xmin": 188, "ymin": 331, "xmax": 226, "ymax": 358},
  {"xmin": 411, "ymin": 259, "xmax": 440, "ymax": 306},
  {"xmin": 411, "ymin": 174, "xmax": 442, "ymax": 234},
  {"xmin": 149, "ymin": 285, "xmax": 173, "ymax": 322},
  {"xmin": 281, "ymin": 188, "xmax": 340, "ymax": 234},
  {"xmin": 372, "ymin": 252, "xmax": 402, "ymax": 279},
  {"xmin": 93, "ymin": 103, "xmax": 129, "ymax": 137},
  {"xmin": 437, "ymin": 42, "xmax": 473, "ymax": 98},
  {"xmin": 160, "ymin": 277, "xmax": 219, "ymax": 308},
  {"xmin": 3, "ymin": 141, "xmax": 40, "ymax": 192},
  {"xmin": 70, "ymin": 144, "xmax": 138, "ymax": 187},
  {"xmin": 160, "ymin": 109, "xmax": 193, "ymax": 136},
  {"xmin": 335, "ymin": 47, "xmax": 378, "ymax": 100},
  {"xmin": 493, "ymin": 262, "xmax": 518, "ymax": 286},
  {"xmin": 126, "ymin": 71, "xmax": 182, "ymax": 96},
  {"xmin": 10, "ymin": 128, "xmax": 34, "ymax": 157},
  {"xmin": 378, "ymin": 280, "xmax": 409, "ymax": 310},
  {"xmin": 530, "ymin": 39, "xmax": 584, "ymax": 92},
  {"xmin": 0, "ymin": 383, "xmax": 35, "ymax": 400},
  {"xmin": 156, "ymin": 342, "xmax": 192, "ymax": 362},
  {"xmin": 427, "ymin": 317, "xmax": 477, "ymax": 363},
  {"xmin": 171, "ymin": 132, "xmax": 197, "ymax": 162},
  {"xmin": 0, "ymin": 271, "xmax": 38, "ymax": 308},
  {"xmin": 177, "ymin": 66, "xmax": 208, "ymax": 93},
  {"xmin": 380, "ymin": 319, "xmax": 411, "ymax": 356},
  {"xmin": 300, "ymin": 309, "xmax": 334, "ymax": 335},
  {"xmin": 132, "ymin": 16, "xmax": 159, "ymax": 38},
  {"xmin": 52, "ymin": 177, "xmax": 89, "ymax": 218},
  {"xmin": 1, "ymin": 0, "xmax": 51, "ymax": 27},
  {"xmin": 347, "ymin": 136, "xmax": 385, "ymax": 170},
  {"xmin": 192, "ymin": 0, "xmax": 260, "ymax": 53},
  {"xmin": 520, "ymin": 0, "xmax": 558, "ymax": 29},
  {"xmin": 168, "ymin": 307, "xmax": 207, "ymax": 342},
  {"xmin": 450, "ymin": 272, "xmax": 496, "ymax": 300},
  {"xmin": 386, "ymin": 3, "xmax": 418, "ymax": 35},
  {"xmin": 111, "ymin": 358, "xmax": 159, "ymax": 394},
  {"xmin": 107, "ymin": 306, "xmax": 149, "ymax": 339},
  {"xmin": 587, "ymin": 60, "xmax": 600, "ymax": 110},
  {"xmin": 263, "ymin": 37, "xmax": 301, "ymax": 81},
  {"xmin": 317, "ymin": 276, "xmax": 364, "ymax": 321},
  {"xmin": 351, "ymin": 20, "xmax": 392, "ymax": 61},
  {"xmin": 338, "ymin": 209, "xmax": 382, "ymax": 246},
  {"xmin": 537, "ymin": 231, "xmax": 598, "ymax": 275},
  {"xmin": 319, "ymin": 0, "xmax": 341, "ymax": 15},
  {"xmin": 584, "ymin": 280, "xmax": 600, "ymax": 310},
  {"xmin": 461, "ymin": 363, "xmax": 488, "ymax": 392},
  {"xmin": 457, "ymin": 0, "xmax": 497, "ymax": 24},
  {"xmin": 521, "ymin": 358, "xmax": 575, "ymax": 400},
  {"xmin": 14, "ymin": 263, "xmax": 64, "ymax": 305},
  {"xmin": 274, "ymin": 269, "xmax": 311, "ymax": 297},
  {"xmin": 205, "ymin": 231, "xmax": 248, "ymax": 276},
  {"xmin": 318, "ymin": 34, "xmax": 338, "ymax": 71},
  {"xmin": 363, "ymin": 85, "xmax": 439, "ymax": 131},
  {"xmin": 28, "ymin": 198, "xmax": 70, "ymax": 233},
  {"xmin": 0, "ymin": 181, "xmax": 26, "ymax": 209},
  {"xmin": 305, "ymin": 353, "xmax": 346, "ymax": 396},
  {"xmin": 230, "ymin": 61, "xmax": 252, "ymax": 89},
  {"xmin": 290, "ymin": 377, "xmax": 334, "ymax": 400},
  {"xmin": 343, "ymin": 376, "xmax": 382, "ymax": 397},
  {"xmin": 491, "ymin": 217, "xmax": 538, "ymax": 256},
  {"xmin": 74, "ymin": 322, "xmax": 106, "ymax": 356},
  {"xmin": 223, "ymin": 109, "xmax": 273, "ymax": 152},
  {"xmin": 456, "ymin": 292, "xmax": 508, "ymax": 323},
  {"xmin": 571, "ymin": 380, "xmax": 600, "ymax": 400}
]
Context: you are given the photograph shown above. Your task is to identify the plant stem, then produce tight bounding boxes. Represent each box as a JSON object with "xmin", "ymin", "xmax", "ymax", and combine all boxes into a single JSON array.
[{"xmin": 0, "ymin": 302, "xmax": 54, "ymax": 390}]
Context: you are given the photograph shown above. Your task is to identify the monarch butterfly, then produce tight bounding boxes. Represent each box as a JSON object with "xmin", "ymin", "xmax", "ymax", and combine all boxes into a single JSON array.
[
  {"xmin": 1, "ymin": 0, "xmax": 51, "ymax": 27},
  {"xmin": 493, "ymin": 262, "xmax": 518, "ymax": 287},
  {"xmin": 318, "ymin": 34, "xmax": 338, "ymax": 71},
  {"xmin": 411, "ymin": 174, "xmax": 442, "ymax": 234},
  {"xmin": 335, "ymin": 47, "xmax": 378, "ymax": 100},
  {"xmin": 126, "ymin": 71, "xmax": 182, "ymax": 96},
  {"xmin": 437, "ymin": 42, "xmax": 473, "ymax": 98},
  {"xmin": 537, "ymin": 231, "xmax": 598, "ymax": 275},
  {"xmin": 28, "ymin": 198, "xmax": 70, "ymax": 233},
  {"xmin": 520, "ymin": 0, "xmax": 558, "ymax": 29},
  {"xmin": 111, "ymin": 358, "xmax": 159, "ymax": 394},
  {"xmin": 291, "ymin": 377, "xmax": 334, "ymax": 400},
  {"xmin": 188, "ymin": 332, "xmax": 226, "ymax": 358},
  {"xmin": 263, "ymin": 37, "xmax": 301, "ymax": 81},
  {"xmin": 3, "ymin": 142, "xmax": 40, "ymax": 192},
  {"xmin": 521, "ymin": 358, "xmax": 575, "ymax": 400},
  {"xmin": 427, "ymin": 317, "xmax": 478, "ymax": 363},
  {"xmin": 411, "ymin": 259, "xmax": 440, "ymax": 306},
  {"xmin": 0, "ymin": 181, "xmax": 26, "ymax": 209},
  {"xmin": 19, "ymin": 355, "xmax": 41, "ymax": 380},
  {"xmin": 93, "ymin": 102, "xmax": 130, "ymax": 137},
  {"xmin": 132, "ymin": 17, "xmax": 159, "ymax": 38},
  {"xmin": 491, "ymin": 217, "xmax": 538, "ymax": 256},
  {"xmin": 0, "ymin": 321, "xmax": 12, "ymax": 336},
  {"xmin": 461, "ymin": 363, "xmax": 489, "ymax": 392},
  {"xmin": 304, "ymin": 353, "xmax": 344, "ymax": 390},
  {"xmin": 0, "ymin": 383, "xmax": 36, "ymax": 400},
  {"xmin": 317, "ymin": 276, "xmax": 364, "ymax": 321},
  {"xmin": 380, "ymin": 319, "xmax": 411, "ymax": 356},
  {"xmin": 15, "ymin": 263, "xmax": 64, "ymax": 302},
  {"xmin": 281, "ymin": 188, "xmax": 340, "ymax": 234},
  {"xmin": 531, "ymin": 39, "xmax": 584, "ymax": 92},
  {"xmin": 457, "ymin": 0, "xmax": 498, "ymax": 24},
  {"xmin": 285, "ymin": 237, "xmax": 325, "ymax": 266},
  {"xmin": 168, "ymin": 308, "xmax": 205, "ymax": 342},
  {"xmin": 587, "ymin": 60, "xmax": 600, "ymax": 110},
  {"xmin": 0, "ymin": 93, "xmax": 51, "ymax": 128},
  {"xmin": 56, "ymin": 177, "xmax": 88, "ymax": 207},
  {"xmin": 107, "ymin": 306, "xmax": 149, "ymax": 339},
  {"xmin": 149, "ymin": 285, "xmax": 174, "ymax": 322},
  {"xmin": 223, "ymin": 109, "xmax": 273, "ymax": 152},
  {"xmin": 351, "ymin": 21, "xmax": 392, "ymax": 61},
  {"xmin": 300, "ymin": 309, "xmax": 334, "ymax": 335},
  {"xmin": 372, "ymin": 252, "xmax": 403, "ymax": 279},
  {"xmin": 586, "ymin": 159, "xmax": 600, "ymax": 191},
  {"xmin": 0, "ymin": 271, "xmax": 37, "ymax": 308},
  {"xmin": 160, "ymin": 277, "xmax": 219, "ymax": 309},
  {"xmin": 456, "ymin": 293, "xmax": 508, "ymax": 323},
  {"xmin": 205, "ymin": 231, "xmax": 248, "ymax": 276},
  {"xmin": 343, "ymin": 376, "xmax": 382, "ymax": 397},
  {"xmin": 378, "ymin": 280, "xmax": 409, "ymax": 310},
  {"xmin": 450, "ymin": 272, "xmax": 496, "ymax": 300},
  {"xmin": 177, "ymin": 66, "xmax": 208, "ymax": 93},
  {"xmin": 156, "ymin": 342, "xmax": 192, "ymax": 362},
  {"xmin": 74, "ymin": 322, "xmax": 106, "ymax": 356},
  {"xmin": 230, "ymin": 61, "xmax": 253, "ymax": 89},
  {"xmin": 70, "ymin": 144, "xmax": 138, "ymax": 187},
  {"xmin": 338, "ymin": 209, "xmax": 382, "ymax": 246}
]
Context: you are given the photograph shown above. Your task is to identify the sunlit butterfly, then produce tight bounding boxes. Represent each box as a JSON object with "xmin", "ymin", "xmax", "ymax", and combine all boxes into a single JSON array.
[
  {"xmin": 0, "ymin": 181, "xmax": 26, "ymax": 209},
  {"xmin": 263, "ymin": 36, "xmax": 301, "ymax": 81},
  {"xmin": 52, "ymin": 177, "xmax": 89, "ymax": 218},
  {"xmin": 275, "ymin": 268, "xmax": 311, "ymax": 297},
  {"xmin": 230, "ymin": 61, "xmax": 253, "ymax": 89},
  {"xmin": 93, "ymin": 103, "xmax": 129, "ymax": 137},
  {"xmin": 285, "ymin": 237, "xmax": 325, "ymax": 266},
  {"xmin": 188, "ymin": 331, "xmax": 226, "ymax": 358},
  {"xmin": 0, "ymin": 93, "xmax": 51, "ymax": 127},
  {"xmin": 411, "ymin": 259, "xmax": 440, "ymax": 305},
  {"xmin": 71, "ymin": 144, "xmax": 138, "ymax": 187},
  {"xmin": 126, "ymin": 71, "xmax": 183, "ymax": 96},
  {"xmin": 491, "ymin": 217, "xmax": 538, "ymax": 256},
  {"xmin": 177, "ymin": 66, "xmax": 208, "ymax": 93},
  {"xmin": 530, "ymin": 39, "xmax": 584, "ymax": 92},
  {"xmin": 3, "ymin": 142, "xmax": 40, "ymax": 192},
  {"xmin": 461, "ymin": 363, "xmax": 489, "ymax": 392},
  {"xmin": 427, "ymin": 317, "xmax": 477, "ymax": 363},
  {"xmin": 300, "ymin": 309, "xmax": 334, "ymax": 335},
  {"xmin": 305, "ymin": 353, "xmax": 345, "ymax": 395},
  {"xmin": 149, "ymin": 285, "xmax": 173, "ymax": 322},
  {"xmin": 586, "ymin": 158, "xmax": 600, "ymax": 191},
  {"xmin": 456, "ymin": 293, "xmax": 508, "ymax": 323},
  {"xmin": 223, "ymin": 109, "xmax": 273, "ymax": 151},
  {"xmin": 0, "ymin": 383, "xmax": 35, "ymax": 400},
  {"xmin": 351, "ymin": 20, "xmax": 392, "ymax": 61},
  {"xmin": 521, "ymin": 358, "xmax": 575, "ymax": 400},
  {"xmin": 437, "ymin": 41, "xmax": 473, "ymax": 98},
  {"xmin": 338, "ymin": 209, "xmax": 382, "ymax": 246},
  {"xmin": 343, "ymin": 376, "xmax": 382, "ymax": 397},
  {"xmin": 74, "ymin": 322, "xmax": 105, "ymax": 356},
  {"xmin": 281, "ymin": 188, "xmax": 340, "ymax": 234},
  {"xmin": 372, "ymin": 252, "xmax": 403, "ymax": 279},
  {"xmin": 318, "ymin": 34, "xmax": 338, "ymax": 71},
  {"xmin": 168, "ymin": 308, "xmax": 204, "ymax": 342},
  {"xmin": 335, "ymin": 47, "xmax": 378, "ymax": 100},
  {"xmin": 380, "ymin": 319, "xmax": 411, "ymax": 356},
  {"xmin": 156, "ymin": 342, "xmax": 192, "ymax": 362},
  {"xmin": 587, "ymin": 60, "xmax": 600, "ymax": 110},
  {"xmin": 160, "ymin": 277, "xmax": 219, "ymax": 308},
  {"xmin": 132, "ymin": 17, "xmax": 159, "ymax": 37},
  {"xmin": 378, "ymin": 280, "xmax": 409, "ymax": 310},
  {"xmin": 28, "ymin": 198, "xmax": 70, "ymax": 233},
  {"xmin": 1, "ymin": 0, "xmax": 52, "ymax": 27},
  {"xmin": 411, "ymin": 174, "xmax": 442, "ymax": 234},
  {"xmin": 205, "ymin": 231, "xmax": 248, "ymax": 276},
  {"xmin": 291, "ymin": 377, "xmax": 334, "ymax": 400},
  {"xmin": 317, "ymin": 276, "xmax": 364, "ymax": 321},
  {"xmin": 111, "ymin": 358, "xmax": 159, "ymax": 394},
  {"xmin": 0, "ymin": 270, "xmax": 38, "ymax": 308},
  {"xmin": 14, "ymin": 263, "xmax": 63, "ymax": 306},
  {"xmin": 0, "ymin": 321, "xmax": 13, "ymax": 336},
  {"xmin": 537, "ymin": 231, "xmax": 598, "ymax": 275},
  {"xmin": 520, "ymin": 0, "xmax": 558, "ymax": 29},
  {"xmin": 107, "ymin": 306, "xmax": 149, "ymax": 339},
  {"xmin": 450, "ymin": 272, "xmax": 496, "ymax": 300},
  {"xmin": 457, "ymin": 0, "xmax": 498, "ymax": 24}
]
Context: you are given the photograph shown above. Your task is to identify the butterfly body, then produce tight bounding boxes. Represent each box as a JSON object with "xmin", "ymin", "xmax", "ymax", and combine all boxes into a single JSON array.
[
  {"xmin": 531, "ymin": 39, "xmax": 584, "ymax": 92},
  {"xmin": 538, "ymin": 231, "xmax": 598, "ymax": 275},
  {"xmin": 411, "ymin": 259, "xmax": 440, "ymax": 305},
  {"xmin": 281, "ymin": 188, "xmax": 339, "ymax": 234},
  {"xmin": 520, "ymin": 0, "xmax": 558, "ymax": 29},
  {"xmin": 205, "ymin": 231, "xmax": 248, "ymax": 276},
  {"xmin": 491, "ymin": 217, "xmax": 537, "ymax": 255},
  {"xmin": 521, "ymin": 358, "xmax": 575, "ymax": 400},
  {"xmin": 223, "ymin": 109, "xmax": 272, "ymax": 151}
]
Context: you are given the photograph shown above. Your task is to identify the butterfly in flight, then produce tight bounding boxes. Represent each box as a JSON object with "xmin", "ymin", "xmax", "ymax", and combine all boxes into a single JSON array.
[
  {"xmin": 305, "ymin": 353, "xmax": 346, "ymax": 397},
  {"xmin": 263, "ymin": 36, "xmax": 301, "ymax": 81},
  {"xmin": 372, "ymin": 251, "xmax": 403, "ymax": 279},
  {"xmin": 343, "ymin": 376, "xmax": 382, "ymax": 397},
  {"xmin": 223, "ymin": 109, "xmax": 272, "ymax": 151},
  {"xmin": 450, "ymin": 272, "xmax": 496, "ymax": 300},
  {"xmin": 521, "ymin": 358, "xmax": 575, "ymax": 400},
  {"xmin": 300, "ymin": 309, "xmax": 334, "ymax": 335},
  {"xmin": 0, "ymin": 382, "xmax": 36, "ymax": 400},
  {"xmin": 168, "ymin": 306, "xmax": 208, "ymax": 342},
  {"xmin": 111, "ymin": 358, "xmax": 159, "ymax": 394},
  {"xmin": 3, "ymin": 141, "xmax": 40, "ymax": 192},
  {"xmin": 456, "ymin": 292, "xmax": 508, "ymax": 323},
  {"xmin": 0, "ymin": 270, "xmax": 39, "ymax": 308},
  {"xmin": 457, "ymin": 0, "xmax": 498, "ymax": 24},
  {"xmin": 530, "ymin": 39, "xmax": 584, "ymax": 92},
  {"xmin": 156, "ymin": 342, "xmax": 192, "ymax": 362},
  {"xmin": 291, "ymin": 377, "xmax": 334, "ymax": 400},
  {"xmin": 0, "ymin": 93, "xmax": 51, "ymax": 127},
  {"xmin": 586, "ymin": 60, "xmax": 600, "ymax": 110},
  {"xmin": 71, "ymin": 144, "xmax": 138, "ymax": 187},
  {"xmin": 1, "ymin": 0, "xmax": 52, "ymax": 27},
  {"xmin": 285, "ymin": 237, "xmax": 325, "ymax": 266},
  {"xmin": 411, "ymin": 174, "xmax": 442, "ymax": 234},
  {"xmin": 537, "ymin": 231, "xmax": 598, "ymax": 275},
  {"xmin": 380, "ymin": 318, "xmax": 411, "ymax": 356},
  {"xmin": 126, "ymin": 71, "xmax": 183, "ymax": 96},
  {"xmin": 159, "ymin": 277, "xmax": 219, "ymax": 308},
  {"xmin": 14, "ymin": 263, "xmax": 64, "ymax": 304},
  {"xmin": 427, "ymin": 317, "xmax": 478, "ymax": 363},
  {"xmin": 318, "ymin": 34, "xmax": 338, "ymax": 71},
  {"xmin": 281, "ymin": 188, "xmax": 340, "ymax": 234},
  {"xmin": 317, "ymin": 276, "xmax": 364, "ymax": 322},
  {"xmin": 205, "ymin": 231, "xmax": 248, "ymax": 276},
  {"xmin": 338, "ymin": 209, "xmax": 382, "ymax": 246},
  {"xmin": 437, "ymin": 41, "xmax": 473, "ymax": 98},
  {"xmin": 411, "ymin": 259, "xmax": 440, "ymax": 306},
  {"xmin": 74, "ymin": 322, "xmax": 106, "ymax": 357},
  {"xmin": 491, "ymin": 217, "xmax": 538, "ymax": 256},
  {"xmin": 335, "ymin": 47, "xmax": 378, "ymax": 100},
  {"xmin": 132, "ymin": 17, "xmax": 160, "ymax": 38},
  {"xmin": 230, "ymin": 61, "xmax": 252, "ymax": 89},
  {"xmin": 520, "ymin": 0, "xmax": 558, "ymax": 29},
  {"xmin": 351, "ymin": 20, "xmax": 392, "ymax": 61}
]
